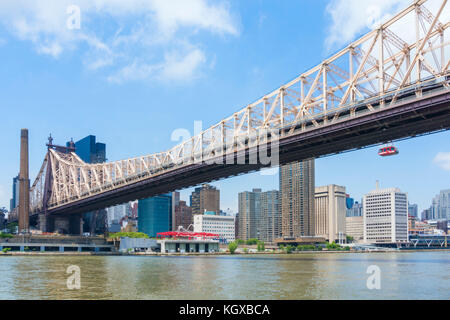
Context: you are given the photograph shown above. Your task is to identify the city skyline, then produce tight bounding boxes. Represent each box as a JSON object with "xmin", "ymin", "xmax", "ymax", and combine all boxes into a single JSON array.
[{"xmin": 1, "ymin": 0, "xmax": 450, "ymax": 216}]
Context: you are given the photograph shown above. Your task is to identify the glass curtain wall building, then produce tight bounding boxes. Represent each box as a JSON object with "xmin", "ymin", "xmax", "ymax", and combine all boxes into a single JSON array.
[{"xmin": 138, "ymin": 193, "xmax": 173, "ymax": 237}]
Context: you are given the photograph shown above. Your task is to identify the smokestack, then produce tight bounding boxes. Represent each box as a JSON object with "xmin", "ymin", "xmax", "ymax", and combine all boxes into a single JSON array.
[{"xmin": 18, "ymin": 128, "xmax": 30, "ymax": 233}]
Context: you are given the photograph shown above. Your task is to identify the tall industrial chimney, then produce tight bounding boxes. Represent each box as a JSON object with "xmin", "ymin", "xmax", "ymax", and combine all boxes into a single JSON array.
[{"xmin": 18, "ymin": 128, "xmax": 30, "ymax": 233}]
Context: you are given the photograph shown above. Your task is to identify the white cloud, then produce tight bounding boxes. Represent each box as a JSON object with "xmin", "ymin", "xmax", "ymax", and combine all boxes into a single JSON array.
[
  {"xmin": 108, "ymin": 47, "xmax": 206, "ymax": 84},
  {"xmin": 434, "ymin": 152, "xmax": 450, "ymax": 171},
  {"xmin": 160, "ymin": 48, "xmax": 206, "ymax": 81},
  {"xmin": 0, "ymin": 0, "xmax": 239, "ymax": 82},
  {"xmin": 324, "ymin": 0, "xmax": 410, "ymax": 50}
]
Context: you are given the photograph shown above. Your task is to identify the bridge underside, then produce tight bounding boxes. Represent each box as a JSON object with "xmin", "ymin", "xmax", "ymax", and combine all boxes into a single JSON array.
[{"xmin": 39, "ymin": 88, "xmax": 450, "ymax": 217}]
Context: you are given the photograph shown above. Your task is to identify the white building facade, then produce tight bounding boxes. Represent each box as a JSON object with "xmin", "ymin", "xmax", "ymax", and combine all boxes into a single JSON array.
[
  {"xmin": 194, "ymin": 214, "xmax": 235, "ymax": 243},
  {"xmin": 314, "ymin": 185, "xmax": 347, "ymax": 243},
  {"xmin": 363, "ymin": 187, "xmax": 409, "ymax": 244}
]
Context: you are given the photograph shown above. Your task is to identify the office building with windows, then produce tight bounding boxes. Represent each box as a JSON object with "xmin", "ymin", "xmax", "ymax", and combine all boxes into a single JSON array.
[
  {"xmin": 238, "ymin": 189, "xmax": 262, "ymax": 240},
  {"xmin": 261, "ymin": 190, "xmax": 281, "ymax": 243},
  {"xmin": 314, "ymin": 185, "xmax": 347, "ymax": 243},
  {"xmin": 138, "ymin": 193, "xmax": 172, "ymax": 237},
  {"xmin": 173, "ymin": 200, "xmax": 192, "ymax": 231},
  {"xmin": 280, "ymin": 160, "xmax": 315, "ymax": 238},
  {"xmin": 191, "ymin": 184, "xmax": 220, "ymax": 216},
  {"xmin": 363, "ymin": 187, "xmax": 409, "ymax": 244},
  {"xmin": 193, "ymin": 214, "xmax": 235, "ymax": 243},
  {"xmin": 9, "ymin": 175, "xmax": 19, "ymax": 212}
]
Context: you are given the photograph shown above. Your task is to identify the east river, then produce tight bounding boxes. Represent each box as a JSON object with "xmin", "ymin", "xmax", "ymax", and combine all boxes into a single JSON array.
[{"xmin": 0, "ymin": 251, "xmax": 448, "ymax": 299}]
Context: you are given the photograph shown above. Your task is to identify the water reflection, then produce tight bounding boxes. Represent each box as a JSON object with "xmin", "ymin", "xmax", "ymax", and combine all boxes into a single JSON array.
[{"xmin": 0, "ymin": 252, "xmax": 448, "ymax": 300}]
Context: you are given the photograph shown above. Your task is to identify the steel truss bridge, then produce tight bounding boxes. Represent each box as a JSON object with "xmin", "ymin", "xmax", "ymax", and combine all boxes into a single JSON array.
[{"xmin": 10, "ymin": 0, "xmax": 450, "ymax": 222}]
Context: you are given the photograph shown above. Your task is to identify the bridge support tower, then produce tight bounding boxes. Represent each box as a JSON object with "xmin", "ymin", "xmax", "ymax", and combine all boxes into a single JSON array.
[{"xmin": 18, "ymin": 129, "xmax": 30, "ymax": 233}]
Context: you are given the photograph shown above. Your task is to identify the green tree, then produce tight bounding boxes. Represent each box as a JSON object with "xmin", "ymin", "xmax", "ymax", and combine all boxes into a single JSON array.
[
  {"xmin": 257, "ymin": 241, "xmax": 265, "ymax": 252},
  {"xmin": 108, "ymin": 232, "xmax": 149, "ymax": 239},
  {"xmin": 326, "ymin": 241, "xmax": 341, "ymax": 250},
  {"xmin": 0, "ymin": 233, "xmax": 13, "ymax": 239},
  {"xmin": 346, "ymin": 235, "xmax": 354, "ymax": 243},
  {"xmin": 228, "ymin": 241, "xmax": 238, "ymax": 254},
  {"xmin": 6, "ymin": 222, "xmax": 18, "ymax": 234},
  {"xmin": 245, "ymin": 238, "xmax": 258, "ymax": 245},
  {"xmin": 235, "ymin": 239, "xmax": 245, "ymax": 245},
  {"xmin": 285, "ymin": 245, "xmax": 294, "ymax": 254}
]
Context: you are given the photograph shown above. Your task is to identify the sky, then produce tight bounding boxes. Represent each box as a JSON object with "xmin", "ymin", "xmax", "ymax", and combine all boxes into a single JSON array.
[{"xmin": 0, "ymin": 0, "xmax": 449, "ymax": 216}]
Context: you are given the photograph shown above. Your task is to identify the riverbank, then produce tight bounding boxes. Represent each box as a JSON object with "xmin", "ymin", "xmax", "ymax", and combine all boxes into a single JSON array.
[{"xmin": 1, "ymin": 248, "xmax": 448, "ymax": 256}]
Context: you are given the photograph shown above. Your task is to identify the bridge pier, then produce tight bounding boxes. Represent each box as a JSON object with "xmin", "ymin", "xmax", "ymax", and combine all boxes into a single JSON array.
[{"xmin": 39, "ymin": 214, "xmax": 83, "ymax": 235}]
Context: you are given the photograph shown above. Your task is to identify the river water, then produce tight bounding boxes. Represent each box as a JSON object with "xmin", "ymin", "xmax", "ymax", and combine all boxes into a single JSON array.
[{"xmin": 0, "ymin": 251, "xmax": 448, "ymax": 300}]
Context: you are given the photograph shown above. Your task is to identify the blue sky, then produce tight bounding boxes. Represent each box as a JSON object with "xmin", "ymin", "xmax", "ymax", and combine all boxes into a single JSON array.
[{"xmin": 0, "ymin": 0, "xmax": 449, "ymax": 215}]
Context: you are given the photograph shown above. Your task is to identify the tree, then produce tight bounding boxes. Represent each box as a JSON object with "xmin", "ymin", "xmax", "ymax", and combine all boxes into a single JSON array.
[
  {"xmin": 245, "ymin": 238, "xmax": 258, "ymax": 245},
  {"xmin": 6, "ymin": 222, "xmax": 18, "ymax": 234},
  {"xmin": 108, "ymin": 232, "xmax": 149, "ymax": 239},
  {"xmin": 326, "ymin": 241, "xmax": 341, "ymax": 250},
  {"xmin": 257, "ymin": 241, "xmax": 265, "ymax": 252},
  {"xmin": 346, "ymin": 235, "xmax": 354, "ymax": 243},
  {"xmin": 285, "ymin": 245, "xmax": 294, "ymax": 254},
  {"xmin": 228, "ymin": 241, "xmax": 238, "ymax": 254}
]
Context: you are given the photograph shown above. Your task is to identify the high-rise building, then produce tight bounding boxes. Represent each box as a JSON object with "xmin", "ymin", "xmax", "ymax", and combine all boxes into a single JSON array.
[
  {"xmin": 346, "ymin": 201, "xmax": 363, "ymax": 217},
  {"xmin": 421, "ymin": 208, "xmax": 432, "ymax": 221},
  {"xmin": 363, "ymin": 187, "xmax": 409, "ymax": 244},
  {"xmin": 235, "ymin": 213, "xmax": 239, "ymax": 239},
  {"xmin": 408, "ymin": 203, "xmax": 419, "ymax": 218},
  {"xmin": 261, "ymin": 190, "xmax": 281, "ymax": 243},
  {"xmin": 280, "ymin": 160, "xmax": 315, "ymax": 238},
  {"xmin": 238, "ymin": 189, "xmax": 262, "ymax": 240},
  {"xmin": 70, "ymin": 135, "xmax": 106, "ymax": 164},
  {"xmin": 425, "ymin": 190, "xmax": 450, "ymax": 221},
  {"xmin": 193, "ymin": 214, "xmax": 235, "ymax": 243},
  {"xmin": 138, "ymin": 193, "xmax": 172, "ymax": 237},
  {"xmin": 173, "ymin": 201, "xmax": 192, "ymax": 231},
  {"xmin": 436, "ymin": 190, "xmax": 450, "ymax": 220},
  {"xmin": 314, "ymin": 185, "xmax": 347, "ymax": 243},
  {"xmin": 107, "ymin": 203, "xmax": 131, "ymax": 227},
  {"xmin": 9, "ymin": 175, "xmax": 19, "ymax": 212},
  {"xmin": 346, "ymin": 196, "xmax": 354, "ymax": 211},
  {"xmin": 346, "ymin": 216, "xmax": 364, "ymax": 242},
  {"xmin": 191, "ymin": 184, "xmax": 220, "ymax": 216}
]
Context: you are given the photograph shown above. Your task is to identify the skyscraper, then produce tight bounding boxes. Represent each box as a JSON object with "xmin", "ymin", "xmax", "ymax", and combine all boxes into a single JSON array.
[
  {"xmin": 173, "ymin": 200, "xmax": 192, "ymax": 231},
  {"xmin": 238, "ymin": 189, "xmax": 262, "ymax": 240},
  {"xmin": 9, "ymin": 175, "xmax": 19, "ymax": 212},
  {"xmin": 346, "ymin": 201, "xmax": 363, "ymax": 217},
  {"xmin": 314, "ymin": 185, "xmax": 347, "ymax": 243},
  {"xmin": 190, "ymin": 184, "xmax": 220, "ymax": 216},
  {"xmin": 138, "ymin": 193, "xmax": 173, "ymax": 237},
  {"xmin": 437, "ymin": 190, "xmax": 450, "ymax": 220},
  {"xmin": 238, "ymin": 189, "xmax": 281, "ymax": 243},
  {"xmin": 261, "ymin": 190, "xmax": 281, "ymax": 243},
  {"xmin": 70, "ymin": 135, "xmax": 106, "ymax": 164},
  {"xmin": 408, "ymin": 203, "xmax": 419, "ymax": 218},
  {"xmin": 363, "ymin": 187, "xmax": 408, "ymax": 244},
  {"xmin": 279, "ymin": 160, "xmax": 315, "ymax": 238}
]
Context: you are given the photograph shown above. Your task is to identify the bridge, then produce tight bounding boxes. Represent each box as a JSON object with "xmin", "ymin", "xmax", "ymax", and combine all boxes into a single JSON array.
[{"xmin": 10, "ymin": 0, "xmax": 450, "ymax": 233}]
